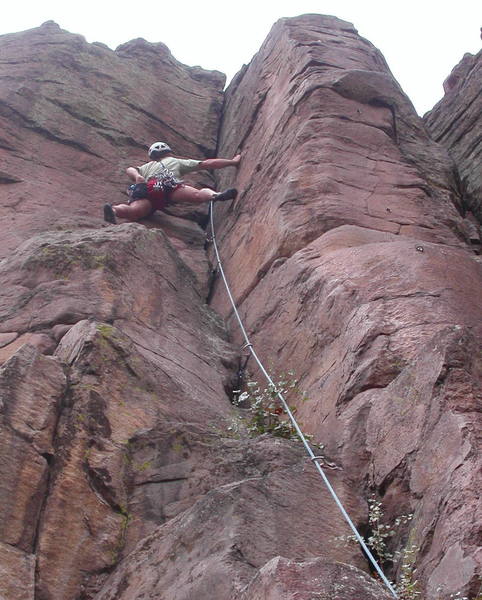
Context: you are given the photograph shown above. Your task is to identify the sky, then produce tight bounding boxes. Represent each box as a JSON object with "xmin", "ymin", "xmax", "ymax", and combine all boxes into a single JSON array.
[{"xmin": 1, "ymin": 0, "xmax": 480, "ymax": 116}]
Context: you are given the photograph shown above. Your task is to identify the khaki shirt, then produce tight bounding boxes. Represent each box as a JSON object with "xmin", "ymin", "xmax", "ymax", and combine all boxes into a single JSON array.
[{"xmin": 137, "ymin": 157, "xmax": 201, "ymax": 180}]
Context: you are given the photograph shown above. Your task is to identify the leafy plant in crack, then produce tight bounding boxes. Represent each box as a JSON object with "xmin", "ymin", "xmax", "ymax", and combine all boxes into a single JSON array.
[
  {"xmin": 229, "ymin": 373, "xmax": 309, "ymax": 441},
  {"xmin": 394, "ymin": 532, "xmax": 469, "ymax": 600},
  {"xmin": 366, "ymin": 495, "xmax": 413, "ymax": 563},
  {"xmin": 335, "ymin": 496, "xmax": 413, "ymax": 563},
  {"xmin": 335, "ymin": 496, "xmax": 418, "ymax": 597},
  {"xmin": 396, "ymin": 543, "xmax": 421, "ymax": 600}
]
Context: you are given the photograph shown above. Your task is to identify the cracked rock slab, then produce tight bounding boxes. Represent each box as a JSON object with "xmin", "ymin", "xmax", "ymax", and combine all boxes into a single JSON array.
[
  {"xmin": 235, "ymin": 556, "xmax": 393, "ymax": 600},
  {"xmin": 93, "ymin": 433, "xmax": 367, "ymax": 600},
  {"xmin": 0, "ymin": 346, "xmax": 66, "ymax": 553},
  {"xmin": 0, "ymin": 541, "xmax": 35, "ymax": 600},
  {"xmin": 212, "ymin": 14, "xmax": 482, "ymax": 599}
]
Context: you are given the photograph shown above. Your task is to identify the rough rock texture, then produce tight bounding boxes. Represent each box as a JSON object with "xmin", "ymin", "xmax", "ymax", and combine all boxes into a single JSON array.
[
  {"xmin": 424, "ymin": 50, "xmax": 482, "ymax": 225},
  {"xmin": 0, "ymin": 541, "xmax": 36, "ymax": 600},
  {"xmin": 0, "ymin": 227, "xmax": 371, "ymax": 600},
  {"xmin": 94, "ymin": 433, "xmax": 365, "ymax": 600},
  {"xmin": 0, "ymin": 347, "xmax": 65, "ymax": 600},
  {"xmin": 212, "ymin": 14, "xmax": 482, "ymax": 600},
  {"xmin": 0, "ymin": 223, "xmax": 243, "ymax": 599},
  {"xmin": 0, "ymin": 14, "xmax": 480, "ymax": 600},
  {"xmin": 0, "ymin": 20, "xmax": 224, "ymax": 260},
  {"xmin": 235, "ymin": 557, "xmax": 393, "ymax": 600}
]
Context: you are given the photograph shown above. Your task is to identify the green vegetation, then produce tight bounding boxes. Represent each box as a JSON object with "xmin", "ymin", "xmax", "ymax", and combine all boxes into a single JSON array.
[
  {"xmin": 132, "ymin": 460, "xmax": 152, "ymax": 472},
  {"xmin": 395, "ymin": 543, "xmax": 420, "ymax": 600},
  {"xmin": 365, "ymin": 496, "xmax": 413, "ymax": 563},
  {"xmin": 96, "ymin": 323, "xmax": 114, "ymax": 336},
  {"xmin": 335, "ymin": 495, "xmax": 413, "ymax": 563},
  {"xmin": 229, "ymin": 374, "xmax": 307, "ymax": 440},
  {"xmin": 109, "ymin": 505, "xmax": 132, "ymax": 565},
  {"xmin": 335, "ymin": 497, "xmax": 473, "ymax": 600}
]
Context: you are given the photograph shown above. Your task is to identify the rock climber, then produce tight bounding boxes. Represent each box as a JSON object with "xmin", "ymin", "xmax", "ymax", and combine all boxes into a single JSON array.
[{"xmin": 103, "ymin": 141, "xmax": 241, "ymax": 223}]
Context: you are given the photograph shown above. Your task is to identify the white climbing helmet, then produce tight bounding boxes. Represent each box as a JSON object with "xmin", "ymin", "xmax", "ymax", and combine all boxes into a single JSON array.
[{"xmin": 148, "ymin": 141, "xmax": 172, "ymax": 158}]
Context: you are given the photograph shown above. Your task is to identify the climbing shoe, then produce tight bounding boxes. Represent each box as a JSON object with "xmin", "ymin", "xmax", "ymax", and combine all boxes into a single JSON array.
[
  {"xmin": 213, "ymin": 188, "xmax": 238, "ymax": 202},
  {"xmin": 103, "ymin": 203, "xmax": 117, "ymax": 224}
]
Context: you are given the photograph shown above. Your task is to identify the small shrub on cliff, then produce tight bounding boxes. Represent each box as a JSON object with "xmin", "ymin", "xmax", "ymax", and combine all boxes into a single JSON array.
[
  {"xmin": 336, "ymin": 498, "xmax": 474, "ymax": 600},
  {"xmin": 335, "ymin": 495, "xmax": 413, "ymax": 563},
  {"xmin": 366, "ymin": 496, "xmax": 413, "ymax": 563},
  {"xmin": 396, "ymin": 543, "xmax": 421, "ymax": 600},
  {"xmin": 335, "ymin": 496, "xmax": 420, "ymax": 597},
  {"xmin": 229, "ymin": 374, "xmax": 307, "ymax": 441}
]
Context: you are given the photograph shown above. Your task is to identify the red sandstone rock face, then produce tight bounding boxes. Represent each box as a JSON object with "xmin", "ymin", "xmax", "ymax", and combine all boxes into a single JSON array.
[
  {"xmin": 0, "ymin": 20, "xmax": 223, "ymax": 260},
  {"xmin": 0, "ymin": 14, "xmax": 480, "ymax": 600},
  {"xmin": 0, "ymin": 180, "xmax": 383, "ymax": 598},
  {"xmin": 235, "ymin": 557, "xmax": 393, "ymax": 600},
  {"xmin": 212, "ymin": 14, "xmax": 482, "ymax": 600},
  {"xmin": 0, "ymin": 224, "xmax": 379, "ymax": 600},
  {"xmin": 425, "ymin": 50, "xmax": 482, "ymax": 224},
  {"xmin": 0, "ymin": 541, "xmax": 35, "ymax": 600},
  {"xmin": 94, "ymin": 433, "xmax": 366, "ymax": 599},
  {"xmin": 0, "ymin": 225, "xmax": 241, "ymax": 599}
]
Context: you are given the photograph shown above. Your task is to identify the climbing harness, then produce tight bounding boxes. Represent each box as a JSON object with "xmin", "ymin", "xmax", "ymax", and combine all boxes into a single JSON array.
[
  {"xmin": 127, "ymin": 182, "xmax": 148, "ymax": 202},
  {"xmin": 207, "ymin": 201, "xmax": 398, "ymax": 599},
  {"xmin": 148, "ymin": 163, "xmax": 183, "ymax": 194}
]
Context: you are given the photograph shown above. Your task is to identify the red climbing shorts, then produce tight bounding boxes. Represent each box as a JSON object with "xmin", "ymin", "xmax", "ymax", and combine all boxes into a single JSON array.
[{"xmin": 146, "ymin": 178, "xmax": 183, "ymax": 211}]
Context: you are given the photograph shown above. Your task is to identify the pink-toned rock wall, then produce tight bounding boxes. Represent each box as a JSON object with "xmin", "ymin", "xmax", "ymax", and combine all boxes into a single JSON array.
[
  {"xmin": 0, "ymin": 226, "xmax": 374, "ymax": 600},
  {"xmin": 235, "ymin": 557, "xmax": 392, "ymax": 600},
  {"xmin": 424, "ymin": 50, "xmax": 482, "ymax": 225},
  {"xmin": 1, "ymin": 14, "xmax": 480, "ymax": 600},
  {"xmin": 212, "ymin": 14, "xmax": 481, "ymax": 599},
  {"xmin": 0, "ymin": 18, "xmax": 394, "ymax": 600},
  {"xmin": 0, "ymin": 225, "xmax": 240, "ymax": 599},
  {"xmin": 0, "ymin": 20, "xmax": 224, "ymax": 260}
]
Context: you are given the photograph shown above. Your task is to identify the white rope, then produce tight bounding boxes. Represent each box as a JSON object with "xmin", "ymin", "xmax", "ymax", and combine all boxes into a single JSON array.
[{"xmin": 208, "ymin": 201, "xmax": 398, "ymax": 598}]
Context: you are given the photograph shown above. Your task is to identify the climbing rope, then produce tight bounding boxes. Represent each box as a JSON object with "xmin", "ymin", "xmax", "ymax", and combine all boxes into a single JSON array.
[{"xmin": 207, "ymin": 201, "xmax": 398, "ymax": 599}]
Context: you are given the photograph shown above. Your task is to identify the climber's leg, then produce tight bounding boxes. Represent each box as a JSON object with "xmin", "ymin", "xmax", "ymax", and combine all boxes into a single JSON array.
[
  {"xmin": 170, "ymin": 185, "xmax": 238, "ymax": 204},
  {"xmin": 170, "ymin": 185, "xmax": 216, "ymax": 204},
  {"xmin": 107, "ymin": 199, "xmax": 153, "ymax": 222}
]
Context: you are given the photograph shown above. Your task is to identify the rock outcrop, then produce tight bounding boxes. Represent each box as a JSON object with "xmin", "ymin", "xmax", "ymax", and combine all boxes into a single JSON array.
[
  {"xmin": 0, "ymin": 226, "xmax": 368, "ymax": 600},
  {"xmin": 213, "ymin": 14, "xmax": 481, "ymax": 599},
  {"xmin": 424, "ymin": 50, "xmax": 482, "ymax": 227},
  {"xmin": 0, "ymin": 224, "xmax": 240, "ymax": 599},
  {"xmin": 0, "ymin": 15, "xmax": 480, "ymax": 600},
  {"xmin": 0, "ymin": 20, "xmax": 224, "ymax": 260}
]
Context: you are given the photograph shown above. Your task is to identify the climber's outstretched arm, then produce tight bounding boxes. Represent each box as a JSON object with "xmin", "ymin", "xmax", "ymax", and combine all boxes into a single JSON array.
[
  {"xmin": 126, "ymin": 167, "xmax": 146, "ymax": 183},
  {"xmin": 197, "ymin": 154, "xmax": 241, "ymax": 171}
]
